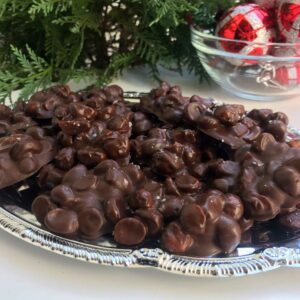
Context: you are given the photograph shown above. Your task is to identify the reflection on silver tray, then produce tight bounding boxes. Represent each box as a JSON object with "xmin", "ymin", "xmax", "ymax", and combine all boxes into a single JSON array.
[{"xmin": 0, "ymin": 120, "xmax": 300, "ymax": 277}]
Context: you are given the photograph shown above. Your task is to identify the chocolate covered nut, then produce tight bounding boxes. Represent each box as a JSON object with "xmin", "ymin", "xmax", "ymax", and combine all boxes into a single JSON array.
[
  {"xmin": 63, "ymin": 164, "xmax": 88, "ymax": 184},
  {"xmin": 69, "ymin": 103, "xmax": 96, "ymax": 120},
  {"xmin": 236, "ymin": 138, "xmax": 300, "ymax": 222},
  {"xmin": 122, "ymin": 164, "xmax": 145, "ymax": 186},
  {"xmin": 51, "ymin": 184, "xmax": 76, "ymax": 207},
  {"xmin": 152, "ymin": 151, "xmax": 184, "ymax": 175},
  {"xmin": 114, "ymin": 218, "xmax": 147, "ymax": 246},
  {"xmin": 269, "ymin": 112, "xmax": 289, "ymax": 125},
  {"xmin": 45, "ymin": 208, "xmax": 79, "ymax": 235},
  {"xmin": 97, "ymin": 105, "xmax": 116, "ymax": 121},
  {"xmin": 0, "ymin": 104, "xmax": 12, "ymax": 120},
  {"xmin": 53, "ymin": 104, "xmax": 69, "ymax": 120},
  {"xmin": 32, "ymin": 194, "xmax": 56, "ymax": 223},
  {"xmin": 214, "ymin": 105, "xmax": 244, "ymax": 125},
  {"xmin": 25, "ymin": 85, "xmax": 71, "ymax": 119},
  {"xmin": 77, "ymin": 147, "xmax": 107, "ymax": 167},
  {"xmin": 252, "ymin": 133, "xmax": 275, "ymax": 153},
  {"xmin": 54, "ymin": 147, "xmax": 76, "ymax": 170},
  {"xmin": 0, "ymin": 133, "xmax": 56, "ymax": 188},
  {"xmin": 105, "ymin": 197, "xmax": 128, "ymax": 224},
  {"xmin": 158, "ymin": 196, "xmax": 184, "ymax": 219},
  {"xmin": 244, "ymin": 192, "xmax": 280, "ymax": 221},
  {"xmin": 175, "ymin": 174, "xmax": 201, "ymax": 193},
  {"xmin": 135, "ymin": 209, "xmax": 163, "ymax": 236},
  {"xmin": 224, "ymin": 194, "xmax": 244, "ymax": 220},
  {"xmin": 216, "ymin": 214, "xmax": 241, "ymax": 253},
  {"xmin": 200, "ymin": 190, "xmax": 225, "ymax": 222},
  {"xmin": 50, "ymin": 85, "xmax": 72, "ymax": 99},
  {"xmin": 161, "ymin": 222, "xmax": 193, "ymax": 254},
  {"xmin": 198, "ymin": 115, "xmax": 220, "ymax": 129},
  {"xmin": 103, "ymin": 85, "xmax": 124, "ymax": 103},
  {"xmin": 107, "ymin": 116, "xmax": 130, "ymax": 134},
  {"xmin": 57, "ymin": 132, "xmax": 73, "ymax": 147},
  {"xmin": 94, "ymin": 159, "xmax": 119, "ymax": 174},
  {"xmin": 78, "ymin": 208, "xmax": 105, "ymax": 237},
  {"xmin": 72, "ymin": 174, "xmax": 97, "ymax": 191},
  {"xmin": 129, "ymin": 188, "xmax": 154, "ymax": 209},
  {"xmin": 278, "ymin": 210, "xmax": 300, "ymax": 230},
  {"xmin": 19, "ymin": 157, "xmax": 39, "ymax": 173},
  {"xmin": 58, "ymin": 119, "xmax": 90, "ymax": 135},
  {"xmin": 248, "ymin": 109, "xmax": 273, "ymax": 124},
  {"xmin": 265, "ymin": 120, "xmax": 287, "ymax": 142},
  {"xmin": 10, "ymin": 139, "xmax": 42, "ymax": 160},
  {"xmin": 26, "ymin": 126, "xmax": 47, "ymax": 140},
  {"xmin": 164, "ymin": 177, "xmax": 180, "ymax": 196},
  {"xmin": 184, "ymin": 102, "xmax": 206, "ymax": 123},
  {"xmin": 132, "ymin": 112, "xmax": 153, "ymax": 134},
  {"xmin": 182, "ymin": 144, "xmax": 200, "ymax": 165},
  {"xmin": 180, "ymin": 203, "xmax": 206, "ymax": 235},
  {"xmin": 140, "ymin": 138, "xmax": 167, "ymax": 157},
  {"xmin": 38, "ymin": 164, "xmax": 65, "ymax": 189},
  {"xmin": 140, "ymin": 83, "xmax": 188, "ymax": 124},
  {"xmin": 274, "ymin": 166, "xmax": 300, "ymax": 197}
]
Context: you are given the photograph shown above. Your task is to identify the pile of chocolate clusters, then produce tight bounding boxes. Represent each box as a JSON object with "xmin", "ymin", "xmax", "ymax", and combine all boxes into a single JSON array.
[{"xmin": 1, "ymin": 82, "xmax": 300, "ymax": 257}]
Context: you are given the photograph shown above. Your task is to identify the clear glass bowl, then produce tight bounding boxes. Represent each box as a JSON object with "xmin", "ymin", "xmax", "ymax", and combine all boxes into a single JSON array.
[{"xmin": 191, "ymin": 26, "xmax": 300, "ymax": 101}]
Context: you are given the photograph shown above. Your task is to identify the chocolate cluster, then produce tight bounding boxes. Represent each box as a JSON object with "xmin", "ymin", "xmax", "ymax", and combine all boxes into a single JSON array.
[{"xmin": 1, "ymin": 82, "xmax": 300, "ymax": 257}]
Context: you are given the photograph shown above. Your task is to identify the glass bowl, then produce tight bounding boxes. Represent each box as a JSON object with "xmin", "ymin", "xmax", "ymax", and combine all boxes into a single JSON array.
[{"xmin": 191, "ymin": 26, "xmax": 300, "ymax": 101}]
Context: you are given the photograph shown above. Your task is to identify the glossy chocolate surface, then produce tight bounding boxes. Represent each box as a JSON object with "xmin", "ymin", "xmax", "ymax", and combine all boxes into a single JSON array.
[{"xmin": 0, "ymin": 82, "xmax": 299, "ymax": 257}]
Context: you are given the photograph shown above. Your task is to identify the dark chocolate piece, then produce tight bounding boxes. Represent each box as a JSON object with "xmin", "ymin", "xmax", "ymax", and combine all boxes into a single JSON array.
[
  {"xmin": 235, "ymin": 133, "xmax": 300, "ymax": 221},
  {"xmin": 0, "ymin": 130, "xmax": 56, "ymax": 188}
]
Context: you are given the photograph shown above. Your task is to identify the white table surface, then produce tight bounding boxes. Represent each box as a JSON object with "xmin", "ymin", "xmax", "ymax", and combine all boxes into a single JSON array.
[{"xmin": 1, "ymin": 66, "xmax": 300, "ymax": 299}]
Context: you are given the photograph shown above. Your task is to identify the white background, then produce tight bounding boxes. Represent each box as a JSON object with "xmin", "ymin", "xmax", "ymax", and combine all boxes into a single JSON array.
[{"xmin": 1, "ymin": 67, "xmax": 300, "ymax": 299}]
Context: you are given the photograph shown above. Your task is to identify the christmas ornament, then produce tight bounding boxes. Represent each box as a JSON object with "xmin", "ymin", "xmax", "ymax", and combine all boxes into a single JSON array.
[
  {"xmin": 253, "ymin": 0, "xmax": 277, "ymax": 9},
  {"xmin": 216, "ymin": 4, "xmax": 276, "ymax": 66},
  {"xmin": 278, "ymin": 0, "xmax": 300, "ymax": 42},
  {"xmin": 274, "ymin": 63, "xmax": 300, "ymax": 87}
]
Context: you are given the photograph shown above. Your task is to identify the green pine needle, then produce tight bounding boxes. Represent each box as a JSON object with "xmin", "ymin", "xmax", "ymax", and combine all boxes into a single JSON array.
[{"xmin": 0, "ymin": 0, "xmax": 240, "ymax": 103}]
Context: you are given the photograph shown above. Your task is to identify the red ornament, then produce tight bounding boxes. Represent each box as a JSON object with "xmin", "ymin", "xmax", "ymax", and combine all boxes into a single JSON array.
[
  {"xmin": 216, "ymin": 4, "xmax": 276, "ymax": 66},
  {"xmin": 254, "ymin": 0, "xmax": 278, "ymax": 9},
  {"xmin": 275, "ymin": 63, "xmax": 300, "ymax": 87},
  {"xmin": 278, "ymin": 0, "xmax": 300, "ymax": 43}
]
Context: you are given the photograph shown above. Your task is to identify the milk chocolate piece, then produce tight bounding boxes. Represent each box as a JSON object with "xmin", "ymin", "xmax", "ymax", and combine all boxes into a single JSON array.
[
  {"xmin": 180, "ymin": 203, "xmax": 206, "ymax": 235},
  {"xmin": 45, "ymin": 208, "xmax": 79, "ymax": 235},
  {"xmin": 161, "ymin": 222, "xmax": 193, "ymax": 254},
  {"xmin": 78, "ymin": 208, "xmax": 105, "ymax": 238},
  {"xmin": 216, "ymin": 214, "xmax": 241, "ymax": 253},
  {"xmin": 114, "ymin": 218, "xmax": 147, "ymax": 245},
  {"xmin": 158, "ymin": 196, "xmax": 184, "ymax": 220},
  {"xmin": 104, "ymin": 197, "xmax": 128, "ymax": 224},
  {"xmin": 135, "ymin": 208, "xmax": 163, "ymax": 236},
  {"xmin": 38, "ymin": 164, "xmax": 66, "ymax": 189},
  {"xmin": 31, "ymin": 194, "xmax": 56, "ymax": 223}
]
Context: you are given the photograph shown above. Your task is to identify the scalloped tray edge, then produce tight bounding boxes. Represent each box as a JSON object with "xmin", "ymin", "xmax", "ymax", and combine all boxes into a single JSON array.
[{"xmin": 1, "ymin": 207, "xmax": 300, "ymax": 277}]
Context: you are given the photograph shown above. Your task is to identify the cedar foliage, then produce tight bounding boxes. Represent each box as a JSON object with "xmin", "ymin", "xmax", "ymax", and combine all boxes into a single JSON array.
[{"xmin": 0, "ymin": 0, "xmax": 239, "ymax": 101}]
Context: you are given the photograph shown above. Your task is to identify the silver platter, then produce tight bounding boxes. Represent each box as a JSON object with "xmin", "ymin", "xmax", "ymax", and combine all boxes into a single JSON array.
[{"xmin": 0, "ymin": 99, "xmax": 300, "ymax": 277}]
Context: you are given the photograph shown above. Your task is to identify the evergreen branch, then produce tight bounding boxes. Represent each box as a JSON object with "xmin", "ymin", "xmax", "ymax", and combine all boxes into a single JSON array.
[
  {"xmin": 10, "ymin": 45, "xmax": 35, "ymax": 74},
  {"xmin": 100, "ymin": 52, "xmax": 136, "ymax": 84},
  {"xmin": 0, "ymin": 0, "xmax": 236, "ymax": 104}
]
